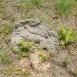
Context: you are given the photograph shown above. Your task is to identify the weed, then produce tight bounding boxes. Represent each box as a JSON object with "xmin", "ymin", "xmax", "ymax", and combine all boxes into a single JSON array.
[
  {"xmin": 0, "ymin": 52, "xmax": 13, "ymax": 65},
  {"xmin": 0, "ymin": 22, "xmax": 14, "ymax": 36},
  {"xmin": 38, "ymin": 51, "xmax": 48, "ymax": 62},
  {"xmin": 38, "ymin": 51, "xmax": 44, "ymax": 57},
  {"xmin": 16, "ymin": 1, "xmax": 32, "ymax": 12},
  {"xmin": 59, "ymin": 26, "xmax": 77, "ymax": 48},
  {"xmin": 55, "ymin": 0, "xmax": 72, "ymax": 15},
  {"xmin": 21, "ymin": 13, "xmax": 35, "ymax": 19},
  {"xmin": 0, "ymin": 3, "xmax": 5, "ymax": 14},
  {"xmin": 22, "ymin": 70, "xmax": 30, "ymax": 76},
  {"xmin": 18, "ymin": 39, "xmax": 35, "ymax": 51},
  {"xmin": 4, "ymin": 68, "xmax": 12, "ymax": 76},
  {"xmin": 30, "ymin": 0, "xmax": 41, "ymax": 7},
  {"xmin": 12, "ymin": 39, "xmax": 35, "ymax": 57},
  {"xmin": 41, "ymin": 56, "xmax": 48, "ymax": 63},
  {"xmin": 62, "ymin": 57, "xmax": 69, "ymax": 67},
  {"xmin": 18, "ymin": 51, "xmax": 29, "ymax": 57}
]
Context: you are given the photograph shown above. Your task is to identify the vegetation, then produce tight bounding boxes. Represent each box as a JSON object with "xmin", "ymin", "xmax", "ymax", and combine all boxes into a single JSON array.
[
  {"xmin": 41, "ymin": 56, "xmax": 48, "ymax": 62},
  {"xmin": 62, "ymin": 57, "xmax": 69, "ymax": 67},
  {"xmin": 55, "ymin": 0, "xmax": 73, "ymax": 15},
  {"xmin": 38, "ymin": 51, "xmax": 48, "ymax": 62},
  {"xmin": 59, "ymin": 26, "xmax": 77, "ymax": 48},
  {"xmin": 21, "ymin": 70, "xmax": 30, "ymax": 76},
  {"xmin": 30, "ymin": 0, "xmax": 41, "ymax": 7},
  {"xmin": 0, "ymin": 22, "xmax": 14, "ymax": 36},
  {"xmin": 4, "ymin": 68, "xmax": 12, "ymax": 76},
  {"xmin": 0, "ymin": 52, "xmax": 13, "ymax": 65},
  {"xmin": 12, "ymin": 39, "xmax": 35, "ymax": 57}
]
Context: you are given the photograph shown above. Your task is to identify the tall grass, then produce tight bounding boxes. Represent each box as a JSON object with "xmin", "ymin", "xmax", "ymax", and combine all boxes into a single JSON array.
[{"xmin": 55, "ymin": 0, "xmax": 73, "ymax": 15}]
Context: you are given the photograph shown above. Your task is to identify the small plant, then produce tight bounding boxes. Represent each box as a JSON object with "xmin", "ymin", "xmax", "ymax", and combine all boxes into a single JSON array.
[
  {"xmin": 30, "ymin": 0, "xmax": 41, "ymax": 7},
  {"xmin": 22, "ymin": 70, "xmax": 30, "ymax": 76},
  {"xmin": 0, "ymin": 3, "xmax": 6, "ymax": 14},
  {"xmin": 0, "ymin": 22, "xmax": 14, "ymax": 36},
  {"xmin": 18, "ymin": 39, "xmax": 35, "ymax": 51},
  {"xmin": 38, "ymin": 51, "xmax": 48, "ymax": 62},
  {"xmin": 38, "ymin": 51, "xmax": 44, "ymax": 57},
  {"xmin": 12, "ymin": 39, "xmax": 35, "ymax": 57},
  {"xmin": 62, "ymin": 57, "xmax": 69, "ymax": 67},
  {"xmin": 59, "ymin": 26, "xmax": 77, "ymax": 47},
  {"xmin": 0, "ymin": 53, "xmax": 13, "ymax": 65},
  {"xmin": 16, "ymin": 1, "xmax": 32, "ymax": 12},
  {"xmin": 4, "ymin": 68, "xmax": 12, "ymax": 76},
  {"xmin": 41, "ymin": 56, "xmax": 48, "ymax": 63},
  {"xmin": 55, "ymin": 0, "xmax": 72, "ymax": 15}
]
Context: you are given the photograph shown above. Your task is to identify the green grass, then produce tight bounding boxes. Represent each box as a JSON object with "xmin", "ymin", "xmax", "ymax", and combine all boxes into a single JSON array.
[
  {"xmin": 41, "ymin": 56, "xmax": 48, "ymax": 63},
  {"xmin": 0, "ymin": 3, "xmax": 6, "ymax": 14},
  {"xmin": 59, "ymin": 26, "xmax": 77, "ymax": 48},
  {"xmin": 12, "ymin": 39, "xmax": 35, "ymax": 57},
  {"xmin": 0, "ymin": 22, "xmax": 14, "ymax": 36},
  {"xmin": 21, "ymin": 70, "xmax": 30, "ymax": 76},
  {"xmin": 21, "ymin": 12, "xmax": 35, "ymax": 19},
  {"xmin": 4, "ymin": 68, "xmax": 12, "ymax": 76},
  {"xmin": 0, "ymin": 52, "xmax": 13, "ymax": 65},
  {"xmin": 30, "ymin": 0, "xmax": 41, "ymax": 7},
  {"xmin": 55, "ymin": 0, "xmax": 73, "ymax": 15},
  {"xmin": 62, "ymin": 57, "xmax": 69, "ymax": 67}
]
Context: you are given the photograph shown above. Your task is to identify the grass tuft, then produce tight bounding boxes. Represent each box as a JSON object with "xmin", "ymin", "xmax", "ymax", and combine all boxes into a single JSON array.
[{"xmin": 55, "ymin": 0, "xmax": 73, "ymax": 15}]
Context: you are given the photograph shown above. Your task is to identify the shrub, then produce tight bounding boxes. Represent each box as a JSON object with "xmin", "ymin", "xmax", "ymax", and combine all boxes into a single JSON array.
[
  {"xmin": 59, "ymin": 26, "xmax": 77, "ymax": 47},
  {"xmin": 55, "ymin": 0, "xmax": 72, "ymax": 15}
]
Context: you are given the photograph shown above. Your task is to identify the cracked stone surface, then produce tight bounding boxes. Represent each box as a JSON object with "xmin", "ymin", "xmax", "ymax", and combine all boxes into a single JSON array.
[{"xmin": 11, "ymin": 19, "xmax": 59, "ymax": 53}]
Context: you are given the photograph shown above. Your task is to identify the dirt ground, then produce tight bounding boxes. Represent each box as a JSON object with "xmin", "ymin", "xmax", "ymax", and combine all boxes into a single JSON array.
[{"xmin": 0, "ymin": 0, "xmax": 77, "ymax": 77}]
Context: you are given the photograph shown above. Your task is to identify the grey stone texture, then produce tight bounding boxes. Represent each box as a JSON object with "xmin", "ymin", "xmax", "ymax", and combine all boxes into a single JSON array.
[{"xmin": 11, "ymin": 19, "xmax": 59, "ymax": 53}]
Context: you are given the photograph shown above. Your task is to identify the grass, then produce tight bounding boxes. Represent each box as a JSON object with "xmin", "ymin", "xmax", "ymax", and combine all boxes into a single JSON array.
[
  {"xmin": 55, "ymin": 0, "xmax": 73, "ymax": 15},
  {"xmin": 30, "ymin": 0, "xmax": 41, "ymax": 7},
  {"xmin": 0, "ymin": 22, "xmax": 14, "ymax": 36},
  {"xmin": 41, "ymin": 56, "xmax": 48, "ymax": 62},
  {"xmin": 62, "ymin": 57, "xmax": 69, "ymax": 67},
  {"xmin": 38, "ymin": 51, "xmax": 48, "ymax": 62},
  {"xmin": 4, "ymin": 68, "xmax": 12, "ymax": 76},
  {"xmin": 0, "ymin": 3, "xmax": 6, "ymax": 14},
  {"xmin": 0, "ymin": 52, "xmax": 13, "ymax": 65},
  {"xmin": 59, "ymin": 26, "xmax": 77, "ymax": 48},
  {"xmin": 12, "ymin": 39, "xmax": 35, "ymax": 57}
]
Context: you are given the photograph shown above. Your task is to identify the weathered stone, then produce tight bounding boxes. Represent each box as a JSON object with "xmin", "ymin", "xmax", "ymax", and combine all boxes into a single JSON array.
[{"xmin": 11, "ymin": 19, "xmax": 59, "ymax": 53}]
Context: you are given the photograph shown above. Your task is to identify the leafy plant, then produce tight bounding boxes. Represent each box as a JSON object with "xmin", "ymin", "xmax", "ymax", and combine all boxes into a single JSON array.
[
  {"xmin": 21, "ymin": 70, "xmax": 30, "ymax": 76},
  {"xmin": 12, "ymin": 39, "xmax": 35, "ymax": 57},
  {"xmin": 38, "ymin": 51, "xmax": 44, "ymax": 57},
  {"xmin": 55, "ymin": 0, "xmax": 72, "ymax": 15},
  {"xmin": 59, "ymin": 26, "xmax": 77, "ymax": 47},
  {"xmin": 38, "ymin": 51, "xmax": 48, "ymax": 62},
  {"xmin": 41, "ymin": 56, "xmax": 48, "ymax": 63},
  {"xmin": 18, "ymin": 39, "xmax": 35, "ymax": 51},
  {"xmin": 4, "ymin": 68, "xmax": 12, "ymax": 76}
]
